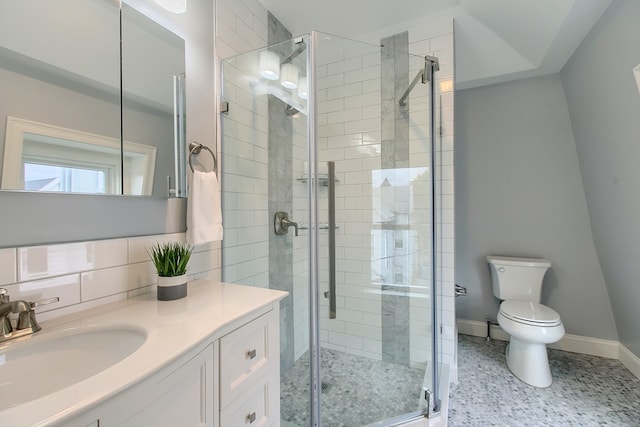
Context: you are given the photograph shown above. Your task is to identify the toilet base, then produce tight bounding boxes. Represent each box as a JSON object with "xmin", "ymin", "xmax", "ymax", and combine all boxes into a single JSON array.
[{"xmin": 505, "ymin": 337, "xmax": 553, "ymax": 388}]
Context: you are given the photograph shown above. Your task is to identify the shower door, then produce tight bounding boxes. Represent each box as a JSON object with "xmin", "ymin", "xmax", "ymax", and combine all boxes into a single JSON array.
[{"xmin": 221, "ymin": 32, "xmax": 441, "ymax": 427}]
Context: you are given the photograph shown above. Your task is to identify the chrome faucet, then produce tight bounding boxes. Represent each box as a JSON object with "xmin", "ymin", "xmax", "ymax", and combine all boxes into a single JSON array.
[{"xmin": 0, "ymin": 288, "xmax": 59, "ymax": 343}]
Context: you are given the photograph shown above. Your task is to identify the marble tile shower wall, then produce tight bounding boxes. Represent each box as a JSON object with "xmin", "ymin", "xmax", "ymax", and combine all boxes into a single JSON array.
[{"xmin": 0, "ymin": 234, "xmax": 221, "ymax": 323}]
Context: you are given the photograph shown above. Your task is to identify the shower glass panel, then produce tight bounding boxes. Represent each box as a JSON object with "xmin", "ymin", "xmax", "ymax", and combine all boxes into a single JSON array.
[{"xmin": 221, "ymin": 32, "xmax": 441, "ymax": 427}]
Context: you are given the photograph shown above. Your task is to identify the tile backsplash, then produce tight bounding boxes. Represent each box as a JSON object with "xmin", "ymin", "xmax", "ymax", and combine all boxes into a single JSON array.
[{"xmin": 0, "ymin": 233, "xmax": 221, "ymax": 323}]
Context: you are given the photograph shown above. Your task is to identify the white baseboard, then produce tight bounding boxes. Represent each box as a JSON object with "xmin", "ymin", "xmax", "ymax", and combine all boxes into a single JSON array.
[
  {"xmin": 457, "ymin": 318, "xmax": 509, "ymax": 341},
  {"xmin": 619, "ymin": 343, "xmax": 640, "ymax": 379},
  {"xmin": 456, "ymin": 319, "xmax": 619, "ymax": 359}
]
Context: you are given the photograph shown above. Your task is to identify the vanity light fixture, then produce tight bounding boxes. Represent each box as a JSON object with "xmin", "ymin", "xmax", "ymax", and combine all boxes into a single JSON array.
[
  {"xmin": 259, "ymin": 51, "xmax": 280, "ymax": 80},
  {"xmin": 280, "ymin": 63, "xmax": 298, "ymax": 90},
  {"xmin": 153, "ymin": 0, "xmax": 186, "ymax": 14},
  {"xmin": 298, "ymin": 76, "xmax": 308, "ymax": 99}
]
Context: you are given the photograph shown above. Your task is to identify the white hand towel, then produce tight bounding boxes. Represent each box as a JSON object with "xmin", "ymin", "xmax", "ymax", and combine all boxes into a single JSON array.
[{"xmin": 187, "ymin": 170, "xmax": 223, "ymax": 245}]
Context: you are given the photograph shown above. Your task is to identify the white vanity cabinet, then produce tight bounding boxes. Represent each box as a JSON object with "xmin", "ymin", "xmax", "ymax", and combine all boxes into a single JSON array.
[
  {"xmin": 68, "ymin": 341, "xmax": 216, "ymax": 427},
  {"xmin": 219, "ymin": 308, "xmax": 280, "ymax": 427},
  {"xmin": 68, "ymin": 308, "xmax": 280, "ymax": 427}
]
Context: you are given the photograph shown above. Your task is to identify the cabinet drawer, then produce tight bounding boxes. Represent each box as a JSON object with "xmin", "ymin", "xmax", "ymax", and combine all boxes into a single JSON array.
[
  {"xmin": 220, "ymin": 374, "xmax": 278, "ymax": 427},
  {"xmin": 220, "ymin": 309, "xmax": 278, "ymax": 408}
]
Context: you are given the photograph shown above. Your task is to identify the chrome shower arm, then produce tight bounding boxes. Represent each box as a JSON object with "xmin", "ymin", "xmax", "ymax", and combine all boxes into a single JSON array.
[
  {"xmin": 399, "ymin": 55, "xmax": 440, "ymax": 106},
  {"xmin": 399, "ymin": 69, "xmax": 425, "ymax": 106}
]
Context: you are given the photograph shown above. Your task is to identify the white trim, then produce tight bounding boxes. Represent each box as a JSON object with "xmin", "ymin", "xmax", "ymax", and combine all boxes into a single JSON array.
[
  {"xmin": 456, "ymin": 319, "xmax": 619, "ymax": 359},
  {"xmin": 549, "ymin": 333, "xmax": 619, "ymax": 359},
  {"xmin": 457, "ymin": 318, "xmax": 509, "ymax": 341},
  {"xmin": 619, "ymin": 343, "xmax": 640, "ymax": 379}
]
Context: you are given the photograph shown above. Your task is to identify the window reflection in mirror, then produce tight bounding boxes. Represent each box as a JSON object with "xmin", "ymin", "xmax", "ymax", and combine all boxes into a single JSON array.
[{"xmin": 0, "ymin": 0, "xmax": 186, "ymax": 197}]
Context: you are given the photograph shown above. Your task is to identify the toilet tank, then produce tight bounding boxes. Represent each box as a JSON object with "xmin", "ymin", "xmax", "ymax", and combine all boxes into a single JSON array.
[{"xmin": 486, "ymin": 256, "xmax": 551, "ymax": 302}]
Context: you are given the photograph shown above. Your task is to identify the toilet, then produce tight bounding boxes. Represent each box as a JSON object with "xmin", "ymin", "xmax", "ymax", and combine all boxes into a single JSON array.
[{"xmin": 487, "ymin": 255, "xmax": 564, "ymax": 388}]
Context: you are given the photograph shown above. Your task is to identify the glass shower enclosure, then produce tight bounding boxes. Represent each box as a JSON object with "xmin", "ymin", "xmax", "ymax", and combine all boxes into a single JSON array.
[{"xmin": 221, "ymin": 31, "xmax": 443, "ymax": 426}]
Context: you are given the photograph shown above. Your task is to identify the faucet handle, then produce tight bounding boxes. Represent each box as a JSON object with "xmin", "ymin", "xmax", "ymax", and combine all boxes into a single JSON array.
[
  {"xmin": 30, "ymin": 297, "xmax": 60, "ymax": 308},
  {"xmin": 16, "ymin": 297, "xmax": 59, "ymax": 331},
  {"xmin": 0, "ymin": 288, "xmax": 9, "ymax": 304}
]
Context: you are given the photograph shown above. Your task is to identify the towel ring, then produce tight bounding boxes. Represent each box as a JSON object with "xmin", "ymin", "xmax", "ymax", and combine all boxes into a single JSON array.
[{"xmin": 188, "ymin": 141, "xmax": 218, "ymax": 175}]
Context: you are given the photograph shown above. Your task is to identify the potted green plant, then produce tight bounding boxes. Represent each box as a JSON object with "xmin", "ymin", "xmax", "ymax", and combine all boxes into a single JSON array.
[{"xmin": 149, "ymin": 242, "xmax": 193, "ymax": 301}]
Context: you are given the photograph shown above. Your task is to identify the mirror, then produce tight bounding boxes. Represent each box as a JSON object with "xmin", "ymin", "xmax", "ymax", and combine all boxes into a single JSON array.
[{"xmin": 0, "ymin": 0, "xmax": 185, "ymax": 197}]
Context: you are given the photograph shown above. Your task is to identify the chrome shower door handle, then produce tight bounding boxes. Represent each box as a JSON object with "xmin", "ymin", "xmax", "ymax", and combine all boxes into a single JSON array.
[{"xmin": 327, "ymin": 161, "xmax": 336, "ymax": 319}]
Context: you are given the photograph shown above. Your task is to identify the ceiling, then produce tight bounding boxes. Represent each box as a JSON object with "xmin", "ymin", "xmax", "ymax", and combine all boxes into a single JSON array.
[{"xmin": 257, "ymin": 0, "xmax": 613, "ymax": 89}]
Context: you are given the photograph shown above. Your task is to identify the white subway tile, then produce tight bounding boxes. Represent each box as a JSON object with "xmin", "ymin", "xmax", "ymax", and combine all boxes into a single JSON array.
[
  {"xmin": 409, "ymin": 39, "xmax": 430, "ymax": 55},
  {"xmin": 190, "ymin": 249, "xmax": 221, "ymax": 275},
  {"xmin": 0, "ymin": 248, "xmax": 17, "ymax": 285},
  {"xmin": 345, "ymin": 65, "xmax": 380, "ymax": 84},
  {"xmin": 329, "ymin": 331, "xmax": 363, "ymax": 350},
  {"xmin": 81, "ymin": 263, "xmax": 154, "ymax": 301},
  {"xmin": 344, "ymin": 118, "xmax": 380, "ymax": 134},
  {"xmin": 128, "ymin": 233, "xmax": 185, "ymax": 264},
  {"xmin": 317, "ymin": 73, "xmax": 344, "ymax": 90},
  {"xmin": 327, "ymin": 134, "xmax": 363, "ymax": 149},
  {"xmin": 344, "ymin": 92, "xmax": 381, "ymax": 109},
  {"xmin": 317, "ymin": 123, "xmax": 345, "ymax": 138},
  {"xmin": 327, "ymin": 108, "xmax": 362, "ymax": 125},
  {"xmin": 360, "ymin": 52, "xmax": 378, "ymax": 67},
  {"xmin": 327, "ymin": 82, "xmax": 362, "ymax": 100},
  {"xmin": 194, "ymin": 268, "xmax": 222, "ymax": 282},
  {"xmin": 362, "ymin": 78, "xmax": 380, "ymax": 94},
  {"xmin": 18, "ymin": 239, "xmax": 128, "ymax": 282},
  {"xmin": 318, "ymin": 98, "xmax": 345, "ymax": 114},
  {"xmin": 327, "ymin": 57, "xmax": 362, "ymax": 75},
  {"xmin": 37, "ymin": 293, "xmax": 127, "ymax": 323},
  {"xmin": 430, "ymin": 34, "xmax": 453, "ymax": 51}
]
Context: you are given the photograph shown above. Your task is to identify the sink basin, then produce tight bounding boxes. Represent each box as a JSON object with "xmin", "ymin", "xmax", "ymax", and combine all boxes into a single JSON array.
[{"xmin": 0, "ymin": 325, "xmax": 147, "ymax": 410}]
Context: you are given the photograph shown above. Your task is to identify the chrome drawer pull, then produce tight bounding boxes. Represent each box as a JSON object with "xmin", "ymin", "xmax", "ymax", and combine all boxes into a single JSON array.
[
  {"xmin": 247, "ymin": 412, "xmax": 256, "ymax": 423},
  {"xmin": 247, "ymin": 349, "xmax": 257, "ymax": 359}
]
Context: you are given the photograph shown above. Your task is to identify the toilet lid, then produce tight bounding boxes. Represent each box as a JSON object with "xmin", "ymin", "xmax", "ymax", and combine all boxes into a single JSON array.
[{"xmin": 500, "ymin": 300, "xmax": 562, "ymax": 326}]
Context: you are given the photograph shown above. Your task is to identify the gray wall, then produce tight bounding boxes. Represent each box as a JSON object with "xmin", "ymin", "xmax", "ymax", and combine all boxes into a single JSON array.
[
  {"xmin": 561, "ymin": 0, "xmax": 640, "ymax": 355},
  {"xmin": 0, "ymin": 0, "xmax": 214, "ymax": 247},
  {"xmin": 455, "ymin": 73, "xmax": 618, "ymax": 340}
]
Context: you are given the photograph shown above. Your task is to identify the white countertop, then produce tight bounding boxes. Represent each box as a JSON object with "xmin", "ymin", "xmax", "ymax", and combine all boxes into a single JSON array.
[{"xmin": 0, "ymin": 280, "xmax": 288, "ymax": 427}]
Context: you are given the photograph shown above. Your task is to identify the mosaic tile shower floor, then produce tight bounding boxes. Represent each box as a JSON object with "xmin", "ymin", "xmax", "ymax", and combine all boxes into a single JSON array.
[
  {"xmin": 449, "ymin": 334, "xmax": 640, "ymax": 426},
  {"xmin": 280, "ymin": 348, "xmax": 425, "ymax": 427}
]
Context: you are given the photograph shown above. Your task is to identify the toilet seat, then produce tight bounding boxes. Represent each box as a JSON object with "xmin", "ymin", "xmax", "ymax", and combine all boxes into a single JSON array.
[{"xmin": 499, "ymin": 300, "xmax": 562, "ymax": 327}]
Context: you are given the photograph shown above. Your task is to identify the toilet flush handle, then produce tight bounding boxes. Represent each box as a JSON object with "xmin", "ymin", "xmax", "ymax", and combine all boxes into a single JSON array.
[{"xmin": 498, "ymin": 267, "xmax": 505, "ymax": 273}]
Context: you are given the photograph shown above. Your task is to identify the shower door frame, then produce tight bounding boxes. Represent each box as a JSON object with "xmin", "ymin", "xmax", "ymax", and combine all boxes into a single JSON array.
[
  {"xmin": 219, "ymin": 31, "xmax": 443, "ymax": 427},
  {"xmin": 305, "ymin": 31, "xmax": 442, "ymax": 426}
]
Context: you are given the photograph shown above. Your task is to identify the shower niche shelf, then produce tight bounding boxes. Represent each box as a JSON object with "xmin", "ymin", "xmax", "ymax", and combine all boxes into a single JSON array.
[{"xmin": 296, "ymin": 175, "xmax": 338, "ymax": 186}]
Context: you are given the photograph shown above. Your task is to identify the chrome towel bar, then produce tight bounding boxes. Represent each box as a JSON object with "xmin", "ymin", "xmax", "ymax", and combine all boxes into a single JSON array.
[{"xmin": 188, "ymin": 141, "xmax": 218, "ymax": 175}]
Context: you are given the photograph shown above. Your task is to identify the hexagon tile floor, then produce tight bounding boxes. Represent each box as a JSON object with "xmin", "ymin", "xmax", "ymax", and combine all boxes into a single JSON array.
[
  {"xmin": 448, "ymin": 334, "xmax": 640, "ymax": 426},
  {"xmin": 281, "ymin": 335, "xmax": 639, "ymax": 426}
]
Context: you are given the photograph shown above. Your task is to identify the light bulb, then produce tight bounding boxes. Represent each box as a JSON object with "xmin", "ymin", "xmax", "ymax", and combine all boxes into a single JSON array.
[
  {"xmin": 259, "ymin": 51, "xmax": 280, "ymax": 80},
  {"xmin": 281, "ymin": 63, "xmax": 298, "ymax": 90}
]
